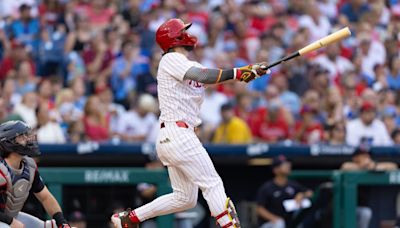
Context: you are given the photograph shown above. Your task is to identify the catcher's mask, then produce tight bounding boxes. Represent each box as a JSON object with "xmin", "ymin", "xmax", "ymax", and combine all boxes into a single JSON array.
[{"xmin": 0, "ymin": 121, "xmax": 40, "ymax": 157}]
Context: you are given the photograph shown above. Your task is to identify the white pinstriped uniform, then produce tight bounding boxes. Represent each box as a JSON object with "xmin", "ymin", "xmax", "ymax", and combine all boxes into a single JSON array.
[{"xmin": 134, "ymin": 52, "xmax": 231, "ymax": 226}]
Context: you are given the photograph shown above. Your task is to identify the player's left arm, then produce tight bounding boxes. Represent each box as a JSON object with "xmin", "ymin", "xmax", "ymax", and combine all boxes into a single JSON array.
[
  {"xmin": 32, "ymin": 170, "xmax": 71, "ymax": 228},
  {"xmin": 183, "ymin": 63, "xmax": 271, "ymax": 84}
]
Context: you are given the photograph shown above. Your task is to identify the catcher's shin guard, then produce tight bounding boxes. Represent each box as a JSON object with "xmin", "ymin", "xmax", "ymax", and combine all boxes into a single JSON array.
[
  {"xmin": 215, "ymin": 198, "xmax": 241, "ymax": 228},
  {"xmin": 111, "ymin": 208, "xmax": 139, "ymax": 228}
]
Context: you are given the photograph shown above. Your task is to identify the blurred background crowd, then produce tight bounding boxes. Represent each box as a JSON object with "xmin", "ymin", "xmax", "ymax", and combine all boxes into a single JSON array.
[{"xmin": 0, "ymin": 0, "xmax": 399, "ymax": 147}]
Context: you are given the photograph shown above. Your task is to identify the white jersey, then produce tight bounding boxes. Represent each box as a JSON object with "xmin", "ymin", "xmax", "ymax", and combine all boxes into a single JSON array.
[{"xmin": 157, "ymin": 52, "xmax": 205, "ymax": 127}]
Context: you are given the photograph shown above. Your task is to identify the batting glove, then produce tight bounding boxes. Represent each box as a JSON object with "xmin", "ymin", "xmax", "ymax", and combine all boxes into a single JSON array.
[{"xmin": 234, "ymin": 62, "xmax": 270, "ymax": 83}]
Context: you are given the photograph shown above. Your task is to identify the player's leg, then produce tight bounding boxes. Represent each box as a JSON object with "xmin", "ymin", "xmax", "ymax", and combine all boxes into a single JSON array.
[
  {"xmin": 175, "ymin": 146, "xmax": 240, "ymax": 227},
  {"xmin": 111, "ymin": 165, "xmax": 198, "ymax": 226},
  {"xmin": 15, "ymin": 212, "xmax": 57, "ymax": 227},
  {"xmin": 134, "ymin": 166, "xmax": 199, "ymax": 221}
]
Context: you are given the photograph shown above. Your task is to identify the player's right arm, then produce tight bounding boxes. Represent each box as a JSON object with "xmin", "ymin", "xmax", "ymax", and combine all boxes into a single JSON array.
[
  {"xmin": 161, "ymin": 52, "xmax": 270, "ymax": 83},
  {"xmin": 184, "ymin": 65, "xmax": 270, "ymax": 84}
]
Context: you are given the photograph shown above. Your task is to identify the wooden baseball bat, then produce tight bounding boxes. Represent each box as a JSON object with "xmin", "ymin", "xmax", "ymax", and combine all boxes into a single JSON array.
[{"xmin": 261, "ymin": 27, "xmax": 351, "ymax": 70}]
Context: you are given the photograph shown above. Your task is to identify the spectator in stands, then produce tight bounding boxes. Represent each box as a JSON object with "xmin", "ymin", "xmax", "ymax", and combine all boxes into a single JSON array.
[
  {"xmin": 341, "ymin": 145, "xmax": 397, "ymax": 228},
  {"xmin": 346, "ymin": 102, "xmax": 392, "ymax": 146},
  {"xmin": 387, "ymin": 57, "xmax": 400, "ymax": 90},
  {"xmin": 323, "ymin": 87, "xmax": 344, "ymax": 127},
  {"xmin": 257, "ymin": 155, "xmax": 313, "ymax": 228},
  {"xmin": 392, "ymin": 129, "xmax": 400, "ymax": 145},
  {"xmin": 1, "ymin": 78, "xmax": 21, "ymax": 111},
  {"xmin": 234, "ymin": 92, "xmax": 253, "ymax": 123},
  {"xmin": 111, "ymin": 40, "xmax": 146, "ymax": 103},
  {"xmin": 15, "ymin": 61, "xmax": 36, "ymax": 95},
  {"xmin": 64, "ymin": 14, "xmax": 92, "ymax": 54},
  {"xmin": 116, "ymin": 94, "xmax": 157, "ymax": 142},
  {"xmin": 37, "ymin": 79, "xmax": 54, "ymax": 108},
  {"xmin": 81, "ymin": 0, "xmax": 115, "ymax": 32},
  {"xmin": 38, "ymin": 0, "xmax": 63, "ymax": 26},
  {"xmin": 83, "ymin": 95, "xmax": 109, "ymax": 142},
  {"xmin": 96, "ymin": 86, "xmax": 125, "ymax": 136},
  {"xmin": 68, "ymin": 211, "xmax": 86, "ymax": 228},
  {"xmin": 82, "ymin": 32, "xmax": 113, "ymax": 83},
  {"xmin": 56, "ymin": 88, "xmax": 82, "ymax": 131},
  {"xmin": 357, "ymin": 32, "xmax": 386, "ymax": 81},
  {"xmin": 326, "ymin": 121, "xmax": 346, "ymax": 145},
  {"xmin": 200, "ymin": 86, "xmax": 228, "ymax": 135},
  {"xmin": 36, "ymin": 102, "xmax": 65, "ymax": 144},
  {"xmin": 10, "ymin": 4, "xmax": 40, "ymax": 50},
  {"xmin": 382, "ymin": 106, "xmax": 398, "ymax": 136},
  {"xmin": 294, "ymin": 105, "xmax": 324, "ymax": 144},
  {"xmin": 299, "ymin": 1, "xmax": 331, "ymax": 41},
  {"xmin": 136, "ymin": 53, "xmax": 160, "ymax": 97},
  {"xmin": 340, "ymin": 0, "xmax": 371, "ymax": 23},
  {"xmin": 273, "ymin": 73, "xmax": 301, "ymax": 115},
  {"xmin": 250, "ymin": 99, "xmax": 290, "ymax": 143},
  {"xmin": 13, "ymin": 92, "xmax": 38, "ymax": 128},
  {"xmin": 122, "ymin": 0, "xmax": 142, "ymax": 29},
  {"xmin": 0, "ymin": 29, "xmax": 10, "ymax": 61},
  {"xmin": 36, "ymin": 27, "xmax": 65, "ymax": 77},
  {"xmin": 69, "ymin": 77, "xmax": 87, "ymax": 112},
  {"xmin": 313, "ymin": 43, "xmax": 354, "ymax": 83},
  {"xmin": 212, "ymin": 103, "xmax": 252, "ymax": 144},
  {"xmin": 67, "ymin": 120, "xmax": 86, "ymax": 143},
  {"xmin": 372, "ymin": 63, "xmax": 389, "ymax": 92},
  {"xmin": 0, "ymin": 41, "xmax": 35, "ymax": 80}
]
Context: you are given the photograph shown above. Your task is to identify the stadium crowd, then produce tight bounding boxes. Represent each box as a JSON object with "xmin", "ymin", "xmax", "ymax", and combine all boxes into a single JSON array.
[{"xmin": 0, "ymin": 0, "xmax": 399, "ymax": 146}]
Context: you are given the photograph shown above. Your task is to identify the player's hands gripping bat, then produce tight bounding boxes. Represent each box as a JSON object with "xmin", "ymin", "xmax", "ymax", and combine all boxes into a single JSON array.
[
  {"xmin": 235, "ymin": 62, "xmax": 271, "ymax": 83},
  {"xmin": 260, "ymin": 27, "xmax": 351, "ymax": 71},
  {"xmin": 111, "ymin": 208, "xmax": 138, "ymax": 228}
]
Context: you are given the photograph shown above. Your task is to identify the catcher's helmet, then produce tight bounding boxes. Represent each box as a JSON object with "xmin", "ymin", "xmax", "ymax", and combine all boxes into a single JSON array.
[
  {"xmin": 0, "ymin": 121, "xmax": 40, "ymax": 157},
  {"xmin": 155, "ymin": 18, "xmax": 197, "ymax": 52}
]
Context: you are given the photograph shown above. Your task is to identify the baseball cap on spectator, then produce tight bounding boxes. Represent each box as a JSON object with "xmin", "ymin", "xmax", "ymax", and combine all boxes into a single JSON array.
[
  {"xmin": 272, "ymin": 155, "xmax": 290, "ymax": 168},
  {"xmin": 360, "ymin": 102, "xmax": 375, "ymax": 112}
]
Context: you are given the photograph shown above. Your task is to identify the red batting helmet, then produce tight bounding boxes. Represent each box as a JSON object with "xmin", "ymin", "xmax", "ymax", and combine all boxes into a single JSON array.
[{"xmin": 155, "ymin": 19, "xmax": 197, "ymax": 52}]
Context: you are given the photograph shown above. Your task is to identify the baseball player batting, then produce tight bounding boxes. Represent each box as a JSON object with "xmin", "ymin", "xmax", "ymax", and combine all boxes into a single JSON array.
[
  {"xmin": 0, "ymin": 121, "xmax": 73, "ymax": 228},
  {"xmin": 111, "ymin": 18, "xmax": 270, "ymax": 228}
]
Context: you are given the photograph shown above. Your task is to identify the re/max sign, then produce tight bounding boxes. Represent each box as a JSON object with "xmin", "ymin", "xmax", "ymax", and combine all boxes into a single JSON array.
[{"xmin": 84, "ymin": 170, "xmax": 129, "ymax": 183}]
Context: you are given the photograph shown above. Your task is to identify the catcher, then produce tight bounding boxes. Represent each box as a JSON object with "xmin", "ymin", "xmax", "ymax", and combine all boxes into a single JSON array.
[{"xmin": 0, "ymin": 120, "xmax": 72, "ymax": 228}]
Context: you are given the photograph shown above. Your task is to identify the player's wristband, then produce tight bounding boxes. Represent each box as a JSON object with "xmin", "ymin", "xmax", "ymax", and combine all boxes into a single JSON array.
[
  {"xmin": 0, "ymin": 212, "xmax": 13, "ymax": 225},
  {"xmin": 53, "ymin": 212, "xmax": 68, "ymax": 226}
]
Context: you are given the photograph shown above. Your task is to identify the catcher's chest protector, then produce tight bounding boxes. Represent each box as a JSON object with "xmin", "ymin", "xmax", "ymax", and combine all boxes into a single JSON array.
[{"xmin": 0, "ymin": 157, "xmax": 36, "ymax": 217}]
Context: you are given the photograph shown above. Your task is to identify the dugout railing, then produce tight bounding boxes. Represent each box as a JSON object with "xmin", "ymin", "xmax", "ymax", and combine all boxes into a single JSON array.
[
  {"xmin": 39, "ymin": 168, "xmax": 173, "ymax": 228},
  {"xmin": 39, "ymin": 168, "xmax": 400, "ymax": 228}
]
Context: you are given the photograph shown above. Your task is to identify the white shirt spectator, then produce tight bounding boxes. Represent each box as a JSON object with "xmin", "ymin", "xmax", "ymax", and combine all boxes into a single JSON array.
[
  {"xmin": 346, "ymin": 118, "xmax": 392, "ymax": 146},
  {"xmin": 0, "ymin": 0, "xmax": 38, "ymax": 18},
  {"xmin": 200, "ymin": 90, "xmax": 228, "ymax": 128},
  {"xmin": 361, "ymin": 41, "xmax": 386, "ymax": 79},
  {"xmin": 37, "ymin": 122, "xmax": 66, "ymax": 144},
  {"xmin": 299, "ymin": 15, "xmax": 331, "ymax": 41},
  {"xmin": 313, "ymin": 55, "xmax": 354, "ymax": 82},
  {"xmin": 317, "ymin": 0, "xmax": 338, "ymax": 20},
  {"xmin": 117, "ymin": 111, "xmax": 157, "ymax": 142},
  {"xmin": 13, "ymin": 103, "xmax": 37, "ymax": 128}
]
